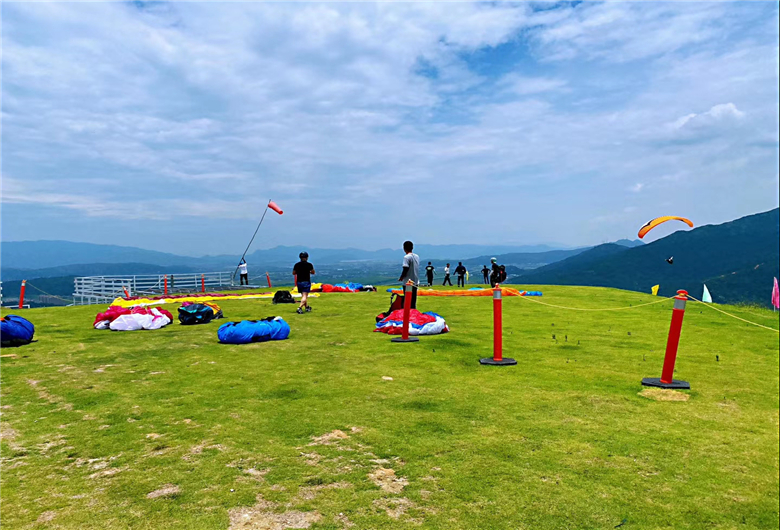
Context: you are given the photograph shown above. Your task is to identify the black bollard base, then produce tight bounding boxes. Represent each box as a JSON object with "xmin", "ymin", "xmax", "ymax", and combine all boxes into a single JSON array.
[
  {"xmin": 641, "ymin": 377, "xmax": 690, "ymax": 390},
  {"xmin": 391, "ymin": 336, "xmax": 419, "ymax": 343},
  {"xmin": 480, "ymin": 357, "xmax": 517, "ymax": 366}
]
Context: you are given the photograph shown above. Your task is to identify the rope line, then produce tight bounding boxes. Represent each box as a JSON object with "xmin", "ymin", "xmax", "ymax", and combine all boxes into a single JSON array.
[
  {"xmin": 516, "ymin": 294, "xmax": 675, "ymax": 311},
  {"xmin": 24, "ymin": 282, "xmax": 74, "ymax": 304},
  {"xmin": 685, "ymin": 294, "xmax": 779, "ymax": 333}
]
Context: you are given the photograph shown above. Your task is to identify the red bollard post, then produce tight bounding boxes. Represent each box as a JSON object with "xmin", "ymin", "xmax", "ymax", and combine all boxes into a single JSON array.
[
  {"xmin": 123, "ymin": 286, "xmax": 130, "ymax": 298},
  {"xmin": 392, "ymin": 281, "xmax": 419, "ymax": 343},
  {"xmin": 266, "ymin": 272, "xmax": 272, "ymax": 288},
  {"xmin": 642, "ymin": 290, "xmax": 690, "ymax": 389},
  {"xmin": 201, "ymin": 274, "xmax": 206, "ymax": 293},
  {"xmin": 164, "ymin": 275, "xmax": 168, "ymax": 296},
  {"xmin": 18, "ymin": 280, "xmax": 27, "ymax": 309},
  {"xmin": 480, "ymin": 285, "xmax": 516, "ymax": 365}
]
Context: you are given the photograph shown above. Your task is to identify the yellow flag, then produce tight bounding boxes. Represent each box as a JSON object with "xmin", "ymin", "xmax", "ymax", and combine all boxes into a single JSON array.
[{"xmin": 651, "ymin": 285, "xmax": 660, "ymax": 296}]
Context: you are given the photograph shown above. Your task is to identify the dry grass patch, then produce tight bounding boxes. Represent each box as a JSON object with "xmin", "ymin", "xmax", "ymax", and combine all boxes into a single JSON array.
[
  {"xmin": 368, "ymin": 467, "xmax": 408, "ymax": 494},
  {"xmin": 638, "ymin": 389, "xmax": 690, "ymax": 402},
  {"xmin": 147, "ymin": 484, "xmax": 180, "ymax": 499},
  {"xmin": 309, "ymin": 429, "xmax": 349, "ymax": 446},
  {"xmin": 228, "ymin": 495, "xmax": 321, "ymax": 530}
]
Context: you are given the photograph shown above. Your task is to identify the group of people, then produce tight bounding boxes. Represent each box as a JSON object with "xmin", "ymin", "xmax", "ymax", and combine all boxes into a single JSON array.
[
  {"xmin": 236, "ymin": 242, "xmax": 509, "ymax": 315},
  {"xmin": 423, "ymin": 258, "xmax": 506, "ymax": 287}
]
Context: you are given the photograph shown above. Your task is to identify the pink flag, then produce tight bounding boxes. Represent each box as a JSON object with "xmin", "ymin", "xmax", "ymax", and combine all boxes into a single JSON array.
[{"xmin": 772, "ymin": 277, "xmax": 779, "ymax": 310}]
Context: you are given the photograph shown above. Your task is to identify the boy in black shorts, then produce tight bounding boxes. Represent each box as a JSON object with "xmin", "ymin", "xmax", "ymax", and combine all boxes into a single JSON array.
[{"xmin": 293, "ymin": 252, "xmax": 315, "ymax": 314}]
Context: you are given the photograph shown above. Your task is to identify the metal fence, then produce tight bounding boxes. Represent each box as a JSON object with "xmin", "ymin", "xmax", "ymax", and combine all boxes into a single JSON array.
[{"xmin": 73, "ymin": 272, "xmax": 234, "ymax": 305}]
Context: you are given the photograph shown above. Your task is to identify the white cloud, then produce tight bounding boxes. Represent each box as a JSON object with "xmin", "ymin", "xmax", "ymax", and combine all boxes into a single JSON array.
[{"xmin": 672, "ymin": 102, "xmax": 745, "ymax": 129}]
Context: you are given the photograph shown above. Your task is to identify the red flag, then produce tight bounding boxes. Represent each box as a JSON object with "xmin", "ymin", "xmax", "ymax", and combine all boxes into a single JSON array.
[{"xmin": 268, "ymin": 201, "xmax": 283, "ymax": 215}]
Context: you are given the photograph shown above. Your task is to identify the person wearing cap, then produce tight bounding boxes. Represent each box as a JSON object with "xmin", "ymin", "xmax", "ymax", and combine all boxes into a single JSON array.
[
  {"xmin": 442, "ymin": 263, "xmax": 452, "ymax": 286},
  {"xmin": 293, "ymin": 252, "xmax": 315, "ymax": 314},
  {"xmin": 398, "ymin": 240, "xmax": 420, "ymax": 309},
  {"xmin": 490, "ymin": 258, "xmax": 501, "ymax": 287}
]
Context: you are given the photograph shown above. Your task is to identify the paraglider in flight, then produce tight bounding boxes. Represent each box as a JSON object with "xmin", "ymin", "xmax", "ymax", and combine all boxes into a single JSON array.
[
  {"xmin": 666, "ymin": 257, "xmax": 674, "ymax": 265},
  {"xmin": 637, "ymin": 216, "xmax": 693, "ymax": 239}
]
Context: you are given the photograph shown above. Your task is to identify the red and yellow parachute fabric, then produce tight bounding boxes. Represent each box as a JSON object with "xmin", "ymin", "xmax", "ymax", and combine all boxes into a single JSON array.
[
  {"xmin": 638, "ymin": 216, "xmax": 693, "ymax": 239},
  {"xmin": 390, "ymin": 287, "xmax": 527, "ymax": 297}
]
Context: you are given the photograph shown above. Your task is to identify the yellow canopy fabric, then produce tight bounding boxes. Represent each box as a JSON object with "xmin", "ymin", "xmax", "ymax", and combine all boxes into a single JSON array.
[
  {"xmin": 111, "ymin": 292, "xmax": 316, "ymax": 308},
  {"xmin": 638, "ymin": 216, "xmax": 693, "ymax": 239},
  {"xmin": 390, "ymin": 287, "xmax": 525, "ymax": 297}
]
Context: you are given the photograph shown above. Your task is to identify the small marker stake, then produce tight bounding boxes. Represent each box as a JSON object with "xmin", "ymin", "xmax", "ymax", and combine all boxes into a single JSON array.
[
  {"xmin": 201, "ymin": 274, "xmax": 206, "ymax": 293},
  {"xmin": 164, "ymin": 275, "xmax": 168, "ymax": 296},
  {"xmin": 480, "ymin": 285, "xmax": 516, "ymax": 366}
]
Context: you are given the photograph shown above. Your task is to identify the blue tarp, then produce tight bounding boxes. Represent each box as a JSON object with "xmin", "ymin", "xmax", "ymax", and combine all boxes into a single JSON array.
[
  {"xmin": 1, "ymin": 315, "xmax": 35, "ymax": 347},
  {"xmin": 218, "ymin": 317, "xmax": 290, "ymax": 344}
]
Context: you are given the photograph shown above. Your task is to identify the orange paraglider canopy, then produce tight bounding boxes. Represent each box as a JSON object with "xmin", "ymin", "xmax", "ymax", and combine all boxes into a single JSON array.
[{"xmin": 638, "ymin": 216, "xmax": 693, "ymax": 239}]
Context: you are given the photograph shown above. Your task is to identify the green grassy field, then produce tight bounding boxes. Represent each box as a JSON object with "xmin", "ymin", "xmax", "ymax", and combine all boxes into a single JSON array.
[{"xmin": 1, "ymin": 285, "xmax": 778, "ymax": 529}]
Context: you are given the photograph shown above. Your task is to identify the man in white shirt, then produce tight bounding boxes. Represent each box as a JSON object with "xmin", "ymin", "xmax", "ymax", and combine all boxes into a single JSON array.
[
  {"xmin": 238, "ymin": 259, "xmax": 249, "ymax": 285},
  {"xmin": 398, "ymin": 240, "xmax": 420, "ymax": 309}
]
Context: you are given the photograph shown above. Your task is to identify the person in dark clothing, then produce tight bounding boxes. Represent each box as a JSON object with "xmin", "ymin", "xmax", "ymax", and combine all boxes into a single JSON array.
[
  {"xmin": 292, "ymin": 252, "xmax": 315, "ymax": 314},
  {"xmin": 454, "ymin": 262, "xmax": 467, "ymax": 287},
  {"xmin": 490, "ymin": 258, "xmax": 501, "ymax": 287},
  {"xmin": 398, "ymin": 240, "xmax": 420, "ymax": 309},
  {"xmin": 481, "ymin": 265, "xmax": 490, "ymax": 285},
  {"xmin": 425, "ymin": 262, "xmax": 435, "ymax": 287},
  {"xmin": 442, "ymin": 263, "xmax": 452, "ymax": 286}
]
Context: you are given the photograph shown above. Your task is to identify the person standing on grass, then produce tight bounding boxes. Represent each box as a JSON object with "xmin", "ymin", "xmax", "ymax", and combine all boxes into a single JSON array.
[
  {"xmin": 425, "ymin": 262, "xmax": 435, "ymax": 287},
  {"xmin": 481, "ymin": 264, "xmax": 490, "ymax": 285},
  {"xmin": 398, "ymin": 240, "xmax": 420, "ymax": 309},
  {"xmin": 455, "ymin": 262, "xmax": 467, "ymax": 287},
  {"xmin": 238, "ymin": 259, "xmax": 249, "ymax": 285},
  {"xmin": 293, "ymin": 252, "xmax": 315, "ymax": 314},
  {"xmin": 442, "ymin": 263, "xmax": 452, "ymax": 286},
  {"xmin": 490, "ymin": 258, "xmax": 501, "ymax": 287}
]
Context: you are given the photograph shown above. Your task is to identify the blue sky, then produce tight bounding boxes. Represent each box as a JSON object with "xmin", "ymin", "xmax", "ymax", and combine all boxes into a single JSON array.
[{"xmin": 2, "ymin": 1, "xmax": 778, "ymax": 256}]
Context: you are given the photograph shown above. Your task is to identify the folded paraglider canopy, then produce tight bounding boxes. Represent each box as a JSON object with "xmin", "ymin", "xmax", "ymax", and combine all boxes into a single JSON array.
[
  {"xmin": 1, "ymin": 315, "xmax": 35, "ymax": 347},
  {"xmin": 217, "ymin": 317, "xmax": 291, "ymax": 344},
  {"xmin": 93, "ymin": 306, "xmax": 174, "ymax": 331},
  {"xmin": 374, "ymin": 309, "xmax": 449, "ymax": 336}
]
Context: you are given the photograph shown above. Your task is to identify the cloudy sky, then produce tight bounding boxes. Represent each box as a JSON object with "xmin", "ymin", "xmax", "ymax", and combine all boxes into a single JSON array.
[{"xmin": 2, "ymin": 1, "xmax": 778, "ymax": 256}]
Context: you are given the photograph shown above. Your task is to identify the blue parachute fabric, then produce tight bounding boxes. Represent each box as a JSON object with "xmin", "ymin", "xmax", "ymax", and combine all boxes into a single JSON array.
[
  {"xmin": 218, "ymin": 317, "xmax": 290, "ymax": 344},
  {"xmin": 1, "ymin": 315, "xmax": 35, "ymax": 347},
  {"xmin": 526, "ymin": 291, "xmax": 543, "ymax": 296},
  {"xmin": 336, "ymin": 282, "xmax": 363, "ymax": 291}
]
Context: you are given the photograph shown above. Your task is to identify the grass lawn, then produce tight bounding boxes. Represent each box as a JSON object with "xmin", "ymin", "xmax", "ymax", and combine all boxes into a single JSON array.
[{"xmin": 1, "ymin": 285, "xmax": 778, "ymax": 529}]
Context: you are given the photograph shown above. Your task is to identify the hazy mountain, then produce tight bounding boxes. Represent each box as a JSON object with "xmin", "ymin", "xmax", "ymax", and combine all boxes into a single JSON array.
[{"xmin": 519, "ymin": 208, "xmax": 779, "ymax": 305}]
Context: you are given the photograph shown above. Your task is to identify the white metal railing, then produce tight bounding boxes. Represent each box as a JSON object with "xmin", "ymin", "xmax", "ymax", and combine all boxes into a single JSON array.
[{"xmin": 73, "ymin": 272, "xmax": 234, "ymax": 305}]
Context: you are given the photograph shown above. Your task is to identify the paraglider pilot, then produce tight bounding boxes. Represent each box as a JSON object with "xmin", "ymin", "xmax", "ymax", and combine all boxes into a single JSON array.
[
  {"xmin": 398, "ymin": 240, "xmax": 420, "ymax": 309},
  {"xmin": 293, "ymin": 252, "xmax": 315, "ymax": 314}
]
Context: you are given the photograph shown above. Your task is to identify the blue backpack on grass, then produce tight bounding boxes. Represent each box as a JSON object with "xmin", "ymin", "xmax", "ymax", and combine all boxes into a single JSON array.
[{"xmin": 1, "ymin": 315, "xmax": 35, "ymax": 347}]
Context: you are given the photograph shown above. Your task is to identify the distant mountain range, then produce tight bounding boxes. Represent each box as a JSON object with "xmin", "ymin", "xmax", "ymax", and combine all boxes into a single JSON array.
[
  {"xmin": 519, "ymin": 208, "xmax": 779, "ymax": 306},
  {"xmin": 1, "ymin": 240, "xmax": 609, "ymax": 273}
]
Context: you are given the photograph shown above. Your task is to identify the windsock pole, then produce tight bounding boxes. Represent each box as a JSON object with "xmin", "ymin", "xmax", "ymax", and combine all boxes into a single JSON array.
[
  {"xmin": 18, "ymin": 280, "xmax": 27, "ymax": 309},
  {"xmin": 164, "ymin": 275, "xmax": 168, "ymax": 296},
  {"xmin": 391, "ymin": 281, "xmax": 419, "ymax": 343},
  {"xmin": 266, "ymin": 272, "xmax": 272, "ymax": 288},
  {"xmin": 642, "ymin": 290, "xmax": 690, "ymax": 389},
  {"xmin": 201, "ymin": 274, "xmax": 206, "ymax": 293},
  {"xmin": 480, "ymin": 285, "xmax": 516, "ymax": 366}
]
